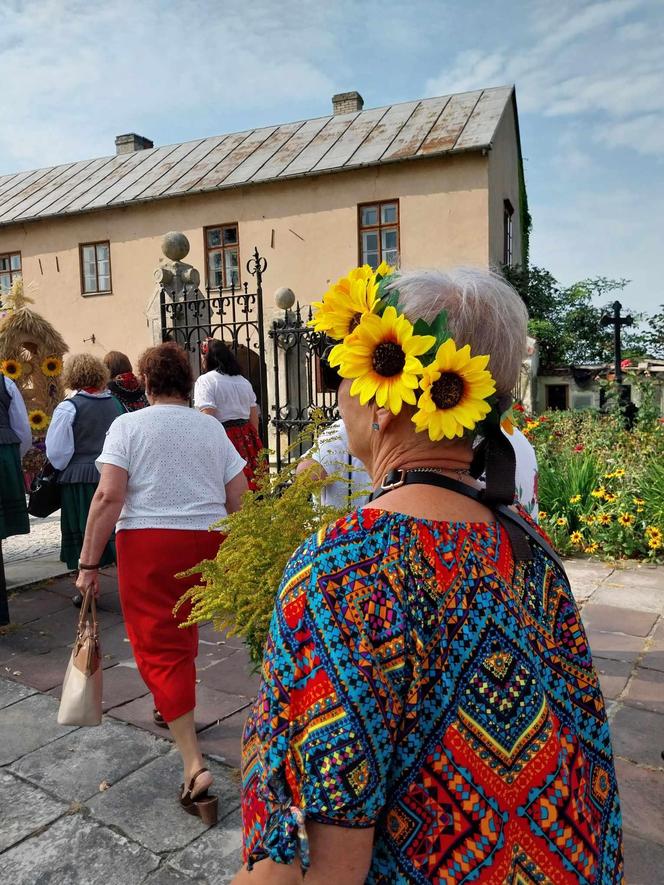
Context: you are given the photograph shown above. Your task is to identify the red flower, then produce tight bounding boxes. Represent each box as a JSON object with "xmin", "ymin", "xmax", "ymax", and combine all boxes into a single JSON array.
[
  {"xmin": 621, "ymin": 358, "xmax": 632, "ymax": 369},
  {"xmin": 513, "ymin": 403, "xmax": 525, "ymax": 413},
  {"xmin": 573, "ymin": 444, "xmax": 584, "ymax": 452}
]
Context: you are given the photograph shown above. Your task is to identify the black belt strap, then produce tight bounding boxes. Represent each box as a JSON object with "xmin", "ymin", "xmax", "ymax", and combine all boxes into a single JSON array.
[{"xmin": 370, "ymin": 469, "xmax": 566, "ymax": 574}]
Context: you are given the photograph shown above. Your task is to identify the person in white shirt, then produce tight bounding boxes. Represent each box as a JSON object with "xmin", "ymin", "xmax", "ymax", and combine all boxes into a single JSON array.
[
  {"xmin": 76, "ymin": 342, "xmax": 247, "ymax": 828},
  {"xmin": 0, "ymin": 373, "xmax": 31, "ymax": 544},
  {"xmin": 508, "ymin": 426, "xmax": 539, "ymax": 520},
  {"xmin": 194, "ymin": 339, "xmax": 262, "ymax": 489},
  {"xmin": 296, "ymin": 419, "xmax": 371, "ymax": 512}
]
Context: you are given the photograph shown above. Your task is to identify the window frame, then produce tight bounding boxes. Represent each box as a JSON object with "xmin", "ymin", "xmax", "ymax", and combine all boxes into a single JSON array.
[
  {"xmin": 204, "ymin": 223, "xmax": 241, "ymax": 290},
  {"xmin": 357, "ymin": 199, "xmax": 400, "ymax": 269},
  {"xmin": 0, "ymin": 250, "xmax": 22, "ymax": 298},
  {"xmin": 79, "ymin": 241, "xmax": 112, "ymax": 296},
  {"xmin": 503, "ymin": 199, "xmax": 514, "ymax": 266}
]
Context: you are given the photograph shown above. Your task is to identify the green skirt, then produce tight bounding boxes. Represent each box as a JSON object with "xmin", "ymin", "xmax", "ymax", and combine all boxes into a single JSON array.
[
  {"xmin": 60, "ymin": 483, "xmax": 116, "ymax": 570},
  {"xmin": 0, "ymin": 443, "xmax": 29, "ymax": 541}
]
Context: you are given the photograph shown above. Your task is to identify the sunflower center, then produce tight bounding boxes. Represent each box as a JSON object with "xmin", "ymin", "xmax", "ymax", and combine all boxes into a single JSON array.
[
  {"xmin": 372, "ymin": 341, "xmax": 406, "ymax": 377},
  {"xmin": 348, "ymin": 312, "xmax": 363, "ymax": 333},
  {"xmin": 430, "ymin": 372, "xmax": 465, "ymax": 409}
]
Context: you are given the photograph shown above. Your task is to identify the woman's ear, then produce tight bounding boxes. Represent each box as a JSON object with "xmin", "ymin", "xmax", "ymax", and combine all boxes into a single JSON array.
[{"xmin": 374, "ymin": 406, "xmax": 395, "ymax": 432}]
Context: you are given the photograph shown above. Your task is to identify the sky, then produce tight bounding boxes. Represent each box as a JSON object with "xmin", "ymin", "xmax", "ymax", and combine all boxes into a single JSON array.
[{"xmin": 1, "ymin": 0, "xmax": 663, "ymax": 314}]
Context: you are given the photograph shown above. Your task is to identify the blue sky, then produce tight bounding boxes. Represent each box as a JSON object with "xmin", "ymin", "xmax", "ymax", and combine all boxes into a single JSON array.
[{"xmin": 1, "ymin": 0, "xmax": 662, "ymax": 313}]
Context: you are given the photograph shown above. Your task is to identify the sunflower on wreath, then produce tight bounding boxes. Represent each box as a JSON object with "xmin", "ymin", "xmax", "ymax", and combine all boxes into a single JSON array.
[
  {"xmin": 28, "ymin": 409, "xmax": 51, "ymax": 432},
  {"xmin": 41, "ymin": 355, "xmax": 63, "ymax": 377},
  {"xmin": 1, "ymin": 357, "xmax": 22, "ymax": 380},
  {"xmin": 311, "ymin": 263, "xmax": 501, "ymax": 440}
]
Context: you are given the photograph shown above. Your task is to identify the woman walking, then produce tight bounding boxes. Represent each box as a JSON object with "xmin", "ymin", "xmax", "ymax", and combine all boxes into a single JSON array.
[
  {"xmin": 76, "ymin": 342, "xmax": 247, "ymax": 824},
  {"xmin": 194, "ymin": 339, "xmax": 262, "ymax": 489},
  {"xmin": 46, "ymin": 354, "xmax": 119, "ymax": 601},
  {"xmin": 234, "ymin": 267, "xmax": 623, "ymax": 883},
  {"xmin": 0, "ymin": 372, "xmax": 31, "ymax": 549},
  {"xmin": 103, "ymin": 350, "xmax": 149, "ymax": 412}
]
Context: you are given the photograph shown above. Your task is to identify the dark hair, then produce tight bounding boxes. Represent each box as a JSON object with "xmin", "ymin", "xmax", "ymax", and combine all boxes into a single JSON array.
[
  {"xmin": 104, "ymin": 350, "xmax": 132, "ymax": 378},
  {"xmin": 206, "ymin": 339, "xmax": 244, "ymax": 376},
  {"xmin": 137, "ymin": 342, "xmax": 192, "ymax": 399}
]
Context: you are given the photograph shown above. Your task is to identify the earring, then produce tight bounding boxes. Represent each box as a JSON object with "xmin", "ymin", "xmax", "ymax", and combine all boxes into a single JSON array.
[{"xmin": 371, "ymin": 422, "xmax": 380, "ymax": 431}]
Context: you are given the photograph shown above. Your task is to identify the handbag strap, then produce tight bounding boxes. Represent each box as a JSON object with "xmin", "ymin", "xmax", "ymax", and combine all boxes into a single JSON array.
[
  {"xmin": 77, "ymin": 589, "xmax": 98, "ymax": 636},
  {"xmin": 370, "ymin": 468, "xmax": 566, "ymax": 574}
]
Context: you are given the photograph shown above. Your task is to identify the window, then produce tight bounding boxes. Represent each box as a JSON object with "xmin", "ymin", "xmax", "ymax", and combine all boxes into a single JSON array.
[
  {"xmin": 358, "ymin": 201, "xmax": 399, "ymax": 269},
  {"xmin": 546, "ymin": 384, "xmax": 568, "ymax": 411},
  {"xmin": 205, "ymin": 224, "xmax": 240, "ymax": 289},
  {"xmin": 0, "ymin": 251, "xmax": 22, "ymax": 296},
  {"xmin": 80, "ymin": 242, "xmax": 112, "ymax": 295},
  {"xmin": 503, "ymin": 199, "xmax": 514, "ymax": 266}
]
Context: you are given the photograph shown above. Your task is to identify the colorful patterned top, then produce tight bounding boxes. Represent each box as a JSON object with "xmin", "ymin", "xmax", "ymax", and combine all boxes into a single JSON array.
[{"xmin": 241, "ymin": 508, "xmax": 623, "ymax": 884}]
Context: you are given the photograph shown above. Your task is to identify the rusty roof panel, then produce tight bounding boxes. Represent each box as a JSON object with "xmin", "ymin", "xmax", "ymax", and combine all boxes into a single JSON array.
[
  {"xmin": 455, "ymin": 87, "xmax": 510, "ymax": 150},
  {"xmin": 190, "ymin": 127, "xmax": 277, "ymax": 191},
  {"xmin": 418, "ymin": 90, "xmax": 483, "ymax": 155},
  {"xmin": 138, "ymin": 134, "xmax": 228, "ymax": 199},
  {"xmin": 348, "ymin": 100, "xmax": 420, "ymax": 167},
  {"xmin": 281, "ymin": 113, "xmax": 356, "ymax": 176},
  {"xmin": 313, "ymin": 106, "xmax": 390, "ymax": 172},
  {"xmin": 108, "ymin": 139, "xmax": 206, "ymax": 204},
  {"xmin": 381, "ymin": 96, "xmax": 451, "ymax": 161},
  {"xmin": 224, "ymin": 122, "xmax": 306, "ymax": 186},
  {"xmin": 251, "ymin": 116, "xmax": 329, "ymax": 182},
  {"xmin": 13, "ymin": 157, "xmax": 116, "ymax": 221},
  {"xmin": 0, "ymin": 87, "xmax": 514, "ymax": 226},
  {"xmin": 0, "ymin": 161, "xmax": 80, "ymax": 221}
]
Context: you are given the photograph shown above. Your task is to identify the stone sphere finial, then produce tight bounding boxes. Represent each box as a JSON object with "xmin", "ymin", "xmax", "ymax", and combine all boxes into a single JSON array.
[
  {"xmin": 162, "ymin": 231, "xmax": 190, "ymax": 262},
  {"xmin": 275, "ymin": 287, "xmax": 296, "ymax": 310}
]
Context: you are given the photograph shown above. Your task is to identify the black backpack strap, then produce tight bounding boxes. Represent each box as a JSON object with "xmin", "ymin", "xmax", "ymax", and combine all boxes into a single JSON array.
[{"xmin": 371, "ymin": 469, "xmax": 566, "ymax": 575}]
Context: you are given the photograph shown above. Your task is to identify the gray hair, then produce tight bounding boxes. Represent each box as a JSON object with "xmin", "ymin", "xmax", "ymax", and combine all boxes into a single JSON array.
[{"xmin": 386, "ymin": 267, "xmax": 528, "ymax": 395}]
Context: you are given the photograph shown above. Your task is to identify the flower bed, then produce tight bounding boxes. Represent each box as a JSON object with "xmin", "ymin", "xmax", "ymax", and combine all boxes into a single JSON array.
[{"xmin": 516, "ymin": 409, "xmax": 664, "ymax": 561}]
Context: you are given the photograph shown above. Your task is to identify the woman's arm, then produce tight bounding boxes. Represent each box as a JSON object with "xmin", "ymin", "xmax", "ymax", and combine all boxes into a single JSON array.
[
  {"xmin": 200, "ymin": 407, "xmax": 216, "ymax": 416},
  {"xmin": 225, "ymin": 470, "xmax": 249, "ymax": 513},
  {"xmin": 249, "ymin": 405, "xmax": 259, "ymax": 432},
  {"xmin": 231, "ymin": 823, "xmax": 374, "ymax": 884},
  {"xmin": 76, "ymin": 464, "xmax": 128, "ymax": 596},
  {"xmin": 45, "ymin": 402, "xmax": 76, "ymax": 469},
  {"xmin": 6, "ymin": 377, "xmax": 32, "ymax": 458}
]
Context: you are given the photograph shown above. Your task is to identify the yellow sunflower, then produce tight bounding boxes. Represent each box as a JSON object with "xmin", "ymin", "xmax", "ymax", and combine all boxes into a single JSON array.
[
  {"xmin": 570, "ymin": 531, "xmax": 584, "ymax": 545},
  {"xmin": 569, "ymin": 495, "xmax": 582, "ymax": 504},
  {"xmin": 598, "ymin": 513, "xmax": 613, "ymax": 526},
  {"xmin": 556, "ymin": 517, "xmax": 567, "ymax": 527},
  {"xmin": 28, "ymin": 409, "xmax": 50, "ymax": 432},
  {"xmin": 645, "ymin": 526, "xmax": 662, "ymax": 543},
  {"xmin": 585, "ymin": 542, "xmax": 599, "ymax": 554},
  {"xmin": 538, "ymin": 511, "xmax": 548, "ymax": 520},
  {"xmin": 411, "ymin": 338, "xmax": 496, "ymax": 441},
  {"xmin": 310, "ymin": 263, "xmax": 393, "ymax": 340},
  {"xmin": 329, "ymin": 306, "xmax": 434, "ymax": 414},
  {"xmin": 0, "ymin": 358, "xmax": 22, "ymax": 380},
  {"xmin": 591, "ymin": 487, "xmax": 606, "ymax": 499},
  {"xmin": 648, "ymin": 536, "xmax": 662, "ymax": 551},
  {"xmin": 604, "ymin": 492, "xmax": 617, "ymax": 504},
  {"xmin": 618, "ymin": 512, "xmax": 634, "ymax": 527},
  {"xmin": 41, "ymin": 355, "xmax": 63, "ymax": 377}
]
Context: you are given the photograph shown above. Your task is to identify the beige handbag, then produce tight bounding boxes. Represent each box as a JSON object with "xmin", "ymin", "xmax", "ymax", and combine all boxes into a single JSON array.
[{"xmin": 57, "ymin": 589, "xmax": 103, "ymax": 726}]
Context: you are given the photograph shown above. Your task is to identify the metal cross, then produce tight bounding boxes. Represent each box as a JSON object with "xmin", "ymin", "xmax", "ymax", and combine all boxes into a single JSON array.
[{"xmin": 600, "ymin": 300, "xmax": 633, "ymax": 384}]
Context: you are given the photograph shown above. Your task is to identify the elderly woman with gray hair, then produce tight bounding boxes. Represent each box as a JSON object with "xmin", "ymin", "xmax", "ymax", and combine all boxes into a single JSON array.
[{"xmin": 234, "ymin": 267, "xmax": 623, "ymax": 884}]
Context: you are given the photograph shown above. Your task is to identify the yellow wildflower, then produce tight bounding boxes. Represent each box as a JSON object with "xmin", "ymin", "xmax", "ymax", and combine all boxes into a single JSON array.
[
  {"xmin": 618, "ymin": 512, "xmax": 634, "ymax": 527},
  {"xmin": 569, "ymin": 495, "xmax": 582, "ymax": 504},
  {"xmin": 538, "ymin": 511, "xmax": 548, "ymax": 520},
  {"xmin": 570, "ymin": 531, "xmax": 584, "ymax": 545},
  {"xmin": 591, "ymin": 487, "xmax": 606, "ymax": 499},
  {"xmin": 556, "ymin": 517, "xmax": 567, "ymax": 527},
  {"xmin": 633, "ymin": 497, "xmax": 645, "ymax": 506},
  {"xmin": 585, "ymin": 542, "xmax": 599, "ymax": 554},
  {"xmin": 598, "ymin": 513, "xmax": 613, "ymax": 526},
  {"xmin": 604, "ymin": 493, "xmax": 617, "ymax": 504}
]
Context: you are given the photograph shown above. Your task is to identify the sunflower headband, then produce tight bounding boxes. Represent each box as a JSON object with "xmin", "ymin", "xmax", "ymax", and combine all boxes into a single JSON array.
[{"xmin": 311, "ymin": 264, "xmax": 506, "ymax": 441}]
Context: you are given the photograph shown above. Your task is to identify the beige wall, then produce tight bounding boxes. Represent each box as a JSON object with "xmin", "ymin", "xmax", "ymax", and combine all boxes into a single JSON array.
[
  {"xmin": 487, "ymin": 97, "xmax": 522, "ymax": 269},
  {"xmin": 0, "ymin": 153, "xmax": 490, "ymax": 368}
]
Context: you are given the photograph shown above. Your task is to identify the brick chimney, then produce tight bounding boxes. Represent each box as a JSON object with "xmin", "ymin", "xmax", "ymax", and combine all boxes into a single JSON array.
[
  {"xmin": 332, "ymin": 91, "xmax": 364, "ymax": 115},
  {"xmin": 115, "ymin": 133, "xmax": 154, "ymax": 155}
]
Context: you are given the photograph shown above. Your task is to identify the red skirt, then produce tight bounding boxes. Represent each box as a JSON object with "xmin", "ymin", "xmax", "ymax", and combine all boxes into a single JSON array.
[
  {"xmin": 225, "ymin": 422, "xmax": 262, "ymax": 491},
  {"xmin": 116, "ymin": 528, "xmax": 222, "ymax": 722}
]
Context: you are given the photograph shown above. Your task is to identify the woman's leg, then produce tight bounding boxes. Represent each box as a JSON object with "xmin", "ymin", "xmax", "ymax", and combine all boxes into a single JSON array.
[{"xmin": 167, "ymin": 710, "xmax": 213, "ymax": 797}]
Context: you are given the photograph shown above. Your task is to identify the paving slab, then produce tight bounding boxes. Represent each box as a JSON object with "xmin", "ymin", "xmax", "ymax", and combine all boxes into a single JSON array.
[
  {"xmin": 197, "ymin": 648, "xmax": 260, "ymax": 698},
  {"xmin": 199, "ymin": 622, "xmax": 246, "ymax": 650},
  {"xmin": 615, "ymin": 759, "xmax": 664, "ymax": 848},
  {"xmin": 144, "ymin": 865, "xmax": 197, "ymax": 884},
  {"xmin": 4, "ymin": 554, "xmax": 72, "ymax": 592},
  {"xmin": 581, "ymin": 604, "xmax": 659, "ymax": 637},
  {"xmin": 1, "ymin": 643, "xmax": 75, "ymax": 692},
  {"xmin": 623, "ymin": 831, "xmax": 664, "ymax": 885},
  {"xmin": 11, "ymin": 718, "xmax": 170, "ymax": 802},
  {"xmin": 592, "ymin": 577, "xmax": 664, "ymax": 614},
  {"xmin": 0, "ymin": 813, "xmax": 160, "ymax": 884},
  {"xmin": 0, "ymin": 769, "xmax": 68, "ymax": 852},
  {"xmin": 6, "ymin": 587, "xmax": 73, "ymax": 623},
  {"xmin": 86, "ymin": 750, "xmax": 240, "ymax": 853},
  {"xmin": 0, "ymin": 675, "xmax": 37, "ymax": 708},
  {"xmin": 0, "ymin": 692, "xmax": 77, "ymax": 765},
  {"xmin": 197, "ymin": 710, "xmax": 248, "ymax": 768},
  {"xmin": 594, "ymin": 657, "xmax": 633, "ymax": 700},
  {"xmin": 586, "ymin": 629, "xmax": 646, "ymax": 664},
  {"xmin": 171, "ymin": 808, "xmax": 243, "ymax": 883},
  {"xmin": 611, "ymin": 705, "xmax": 664, "ymax": 769},
  {"xmin": 623, "ymin": 666, "xmax": 664, "ymax": 715}
]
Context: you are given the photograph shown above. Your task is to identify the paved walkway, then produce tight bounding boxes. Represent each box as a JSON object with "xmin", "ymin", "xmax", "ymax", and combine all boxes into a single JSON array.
[{"xmin": 0, "ymin": 560, "xmax": 663, "ymax": 883}]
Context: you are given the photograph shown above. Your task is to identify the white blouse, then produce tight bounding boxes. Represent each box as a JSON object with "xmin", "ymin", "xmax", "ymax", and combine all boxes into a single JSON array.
[
  {"xmin": 193, "ymin": 370, "xmax": 257, "ymax": 423},
  {"xmin": 4, "ymin": 377, "xmax": 32, "ymax": 457},
  {"xmin": 45, "ymin": 390, "xmax": 114, "ymax": 470}
]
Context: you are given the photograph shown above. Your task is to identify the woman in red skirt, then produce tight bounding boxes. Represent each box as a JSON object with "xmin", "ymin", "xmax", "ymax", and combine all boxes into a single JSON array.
[
  {"xmin": 76, "ymin": 342, "xmax": 248, "ymax": 824},
  {"xmin": 194, "ymin": 340, "xmax": 263, "ymax": 489}
]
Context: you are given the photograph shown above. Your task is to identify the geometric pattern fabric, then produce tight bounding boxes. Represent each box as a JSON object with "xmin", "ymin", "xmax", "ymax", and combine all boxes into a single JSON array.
[{"xmin": 241, "ymin": 507, "xmax": 624, "ymax": 882}]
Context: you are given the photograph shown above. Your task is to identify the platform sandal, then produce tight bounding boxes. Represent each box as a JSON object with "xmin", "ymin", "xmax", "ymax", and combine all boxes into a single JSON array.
[
  {"xmin": 153, "ymin": 708, "xmax": 168, "ymax": 728},
  {"xmin": 179, "ymin": 768, "xmax": 218, "ymax": 826}
]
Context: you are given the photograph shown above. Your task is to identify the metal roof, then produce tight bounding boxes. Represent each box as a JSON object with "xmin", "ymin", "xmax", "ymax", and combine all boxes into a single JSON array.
[{"xmin": 0, "ymin": 86, "xmax": 513, "ymax": 227}]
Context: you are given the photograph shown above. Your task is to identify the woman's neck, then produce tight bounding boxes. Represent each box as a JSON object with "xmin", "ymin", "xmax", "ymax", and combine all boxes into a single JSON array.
[
  {"xmin": 149, "ymin": 395, "xmax": 188, "ymax": 406},
  {"xmin": 371, "ymin": 441, "xmax": 473, "ymax": 488}
]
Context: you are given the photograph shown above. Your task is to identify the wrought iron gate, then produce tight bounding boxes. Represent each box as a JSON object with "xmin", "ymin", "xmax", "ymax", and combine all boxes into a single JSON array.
[
  {"xmin": 269, "ymin": 303, "xmax": 339, "ymax": 471},
  {"xmin": 159, "ymin": 248, "xmax": 269, "ymax": 441}
]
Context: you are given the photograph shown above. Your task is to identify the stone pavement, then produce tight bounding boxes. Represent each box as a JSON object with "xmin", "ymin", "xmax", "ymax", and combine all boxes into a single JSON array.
[
  {"xmin": 2, "ymin": 511, "xmax": 70, "ymax": 591},
  {"xmin": 0, "ymin": 560, "xmax": 663, "ymax": 883}
]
